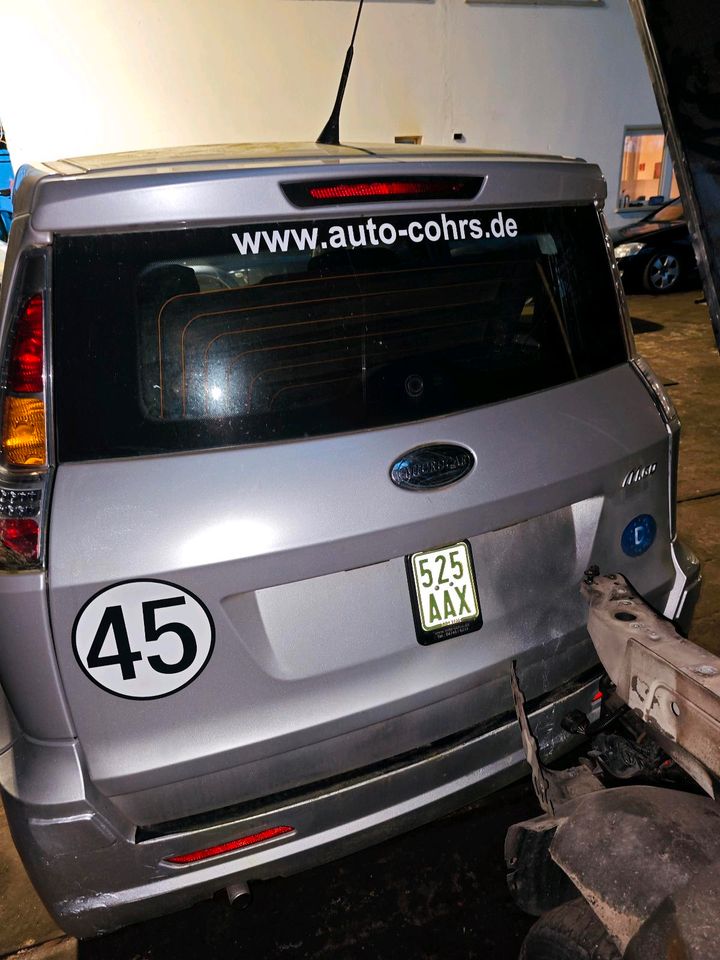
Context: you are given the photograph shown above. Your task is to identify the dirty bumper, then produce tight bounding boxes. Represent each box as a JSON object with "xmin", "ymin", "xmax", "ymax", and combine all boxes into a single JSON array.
[{"xmin": 1, "ymin": 669, "xmax": 601, "ymax": 939}]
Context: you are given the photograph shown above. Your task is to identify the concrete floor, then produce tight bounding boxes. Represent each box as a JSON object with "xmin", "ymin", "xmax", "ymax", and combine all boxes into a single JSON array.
[{"xmin": 1, "ymin": 289, "xmax": 719, "ymax": 960}]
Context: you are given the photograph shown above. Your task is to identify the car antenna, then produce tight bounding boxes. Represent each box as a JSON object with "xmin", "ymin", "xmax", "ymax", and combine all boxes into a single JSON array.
[{"xmin": 316, "ymin": 0, "xmax": 365, "ymax": 146}]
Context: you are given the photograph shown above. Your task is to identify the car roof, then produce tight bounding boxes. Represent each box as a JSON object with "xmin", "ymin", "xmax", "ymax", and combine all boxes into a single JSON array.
[{"xmin": 44, "ymin": 141, "xmax": 584, "ymax": 177}]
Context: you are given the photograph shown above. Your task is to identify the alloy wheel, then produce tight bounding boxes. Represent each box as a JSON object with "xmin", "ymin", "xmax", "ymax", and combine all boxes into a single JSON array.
[{"xmin": 647, "ymin": 252, "xmax": 681, "ymax": 292}]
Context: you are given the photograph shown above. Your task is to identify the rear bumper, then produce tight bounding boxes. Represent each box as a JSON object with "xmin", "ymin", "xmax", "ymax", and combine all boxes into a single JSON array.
[
  {"xmin": 664, "ymin": 536, "xmax": 702, "ymax": 636},
  {"xmin": 1, "ymin": 669, "xmax": 602, "ymax": 938}
]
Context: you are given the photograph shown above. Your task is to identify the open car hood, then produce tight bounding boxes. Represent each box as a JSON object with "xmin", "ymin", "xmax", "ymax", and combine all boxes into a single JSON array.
[{"xmin": 629, "ymin": 0, "xmax": 720, "ymax": 352}]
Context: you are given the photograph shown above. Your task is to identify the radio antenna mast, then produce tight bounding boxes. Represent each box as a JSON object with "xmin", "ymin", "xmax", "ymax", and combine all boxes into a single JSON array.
[{"xmin": 316, "ymin": 0, "xmax": 365, "ymax": 146}]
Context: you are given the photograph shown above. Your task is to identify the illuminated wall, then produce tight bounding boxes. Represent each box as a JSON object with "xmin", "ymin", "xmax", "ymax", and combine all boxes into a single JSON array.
[{"xmin": 0, "ymin": 0, "xmax": 659, "ymax": 226}]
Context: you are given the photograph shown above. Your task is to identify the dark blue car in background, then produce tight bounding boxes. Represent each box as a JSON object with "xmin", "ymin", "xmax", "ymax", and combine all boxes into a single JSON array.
[{"xmin": 612, "ymin": 197, "xmax": 699, "ymax": 294}]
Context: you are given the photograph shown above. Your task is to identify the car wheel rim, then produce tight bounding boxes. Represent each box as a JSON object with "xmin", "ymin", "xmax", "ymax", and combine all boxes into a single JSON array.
[{"xmin": 649, "ymin": 254, "xmax": 680, "ymax": 290}]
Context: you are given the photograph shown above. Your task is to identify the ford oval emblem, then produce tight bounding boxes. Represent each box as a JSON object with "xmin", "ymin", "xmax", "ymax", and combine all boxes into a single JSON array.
[{"xmin": 390, "ymin": 444, "xmax": 475, "ymax": 491}]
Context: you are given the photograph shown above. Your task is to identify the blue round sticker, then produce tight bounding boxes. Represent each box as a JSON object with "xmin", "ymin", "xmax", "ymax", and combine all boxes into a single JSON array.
[{"xmin": 621, "ymin": 514, "xmax": 657, "ymax": 557}]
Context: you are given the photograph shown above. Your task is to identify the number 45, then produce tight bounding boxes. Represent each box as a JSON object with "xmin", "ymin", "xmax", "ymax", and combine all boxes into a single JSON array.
[{"xmin": 86, "ymin": 598, "xmax": 198, "ymax": 679}]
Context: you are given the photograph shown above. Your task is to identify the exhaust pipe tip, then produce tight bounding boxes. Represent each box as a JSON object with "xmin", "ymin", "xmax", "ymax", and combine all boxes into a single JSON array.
[{"xmin": 226, "ymin": 880, "xmax": 252, "ymax": 909}]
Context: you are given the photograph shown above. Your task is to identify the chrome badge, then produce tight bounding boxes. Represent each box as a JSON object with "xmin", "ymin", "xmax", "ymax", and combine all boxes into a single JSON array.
[
  {"xmin": 390, "ymin": 444, "xmax": 475, "ymax": 491},
  {"xmin": 622, "ymin": 463, "xmax": 658, "ymax": 487}
]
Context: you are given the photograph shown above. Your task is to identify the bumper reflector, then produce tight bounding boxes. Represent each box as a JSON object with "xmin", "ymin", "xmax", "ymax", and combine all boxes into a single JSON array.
[{"xmin": 165, "ymin": 825, "xmax": 294, "ymax": 864}]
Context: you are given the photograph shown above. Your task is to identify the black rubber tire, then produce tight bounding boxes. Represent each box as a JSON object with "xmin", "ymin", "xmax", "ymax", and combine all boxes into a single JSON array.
[
  {"xmin": 641, "ymin": 250, "xmax": 682, "ymax": 294},
  {"xmin": 519, "ymin": 898, "xmax": 622, "ymax": 960}
]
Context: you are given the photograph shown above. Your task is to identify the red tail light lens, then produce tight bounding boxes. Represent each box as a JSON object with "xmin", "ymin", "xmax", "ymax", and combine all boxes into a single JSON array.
[
  {"xmin": 282, "ymin": 176, "xmax": 483, "ymax": 207},
  {"xmin": 592, "ymin": 690, "xmax": 604, "ymax": 703},
  {"xmin": 9, "ymin": 294, "xmax": 44, "ymax": 393},
  {"xmin": 0, "ymin": 518, "xmax": 39, "ymax": 562},
  {"xmin": 165, "ymin": 825, "xmax": 294, "ymax": 864},
  {"xmin": 0, "ymin": 253, "xmax": 50, "ymax": 573}
]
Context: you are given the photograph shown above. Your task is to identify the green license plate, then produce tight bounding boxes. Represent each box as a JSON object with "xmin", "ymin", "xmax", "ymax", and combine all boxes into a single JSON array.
[{"xmin": 406, "ymin": 540, "xmax": 482, "ymax": 645}]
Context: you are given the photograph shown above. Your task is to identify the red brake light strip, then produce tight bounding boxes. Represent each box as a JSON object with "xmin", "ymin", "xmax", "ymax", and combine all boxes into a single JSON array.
[
  {"xmin": 165, "ymin": 825, "xmax": 294, "ymax": 864},
  {"xmin": 310, "ymin": 180, "xmax": 455, "ymax": 200},
  {"xmin": 282, "ymin": 176, "xmax": 483, "ymax": 207}
]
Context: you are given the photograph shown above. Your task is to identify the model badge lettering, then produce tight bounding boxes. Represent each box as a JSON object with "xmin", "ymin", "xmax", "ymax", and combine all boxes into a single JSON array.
[
  {"xmin": 622, "ymin": 463, "xmax": 658, "ymax": 487},
  {"xmin": 390, "ymin": 444, "xmax": 475, "ymax": 490}
]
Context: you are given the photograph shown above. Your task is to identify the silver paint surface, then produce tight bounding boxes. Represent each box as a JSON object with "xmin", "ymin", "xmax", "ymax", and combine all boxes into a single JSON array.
[{"xmin": 0, "ymin": 142, "xmax": 696, "ymax": 936}]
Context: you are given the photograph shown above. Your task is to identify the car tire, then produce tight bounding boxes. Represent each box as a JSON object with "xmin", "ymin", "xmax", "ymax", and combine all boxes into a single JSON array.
[
  {"xmin": 519, "ymin": 898, "xmax": 621, "ymax": 960},
  {"xmin": 642, "ymin": 250, "xmax": 682, "ymax": 294}
]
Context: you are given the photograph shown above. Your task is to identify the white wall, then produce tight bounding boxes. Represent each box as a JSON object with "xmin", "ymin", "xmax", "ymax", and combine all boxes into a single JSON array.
[{"xmin": 0, "ymin": 0, "xmax": 659, "ymax": 226}]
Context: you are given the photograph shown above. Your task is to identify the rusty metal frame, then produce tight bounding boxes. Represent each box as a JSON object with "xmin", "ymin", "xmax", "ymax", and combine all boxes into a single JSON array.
[
  {"xmin": 507, "ymin": 572, "xmax": 720, "ymax": 956},
  {"xmin": 583, "ymin": 572, "xmax": 720, "ymax": 797}
]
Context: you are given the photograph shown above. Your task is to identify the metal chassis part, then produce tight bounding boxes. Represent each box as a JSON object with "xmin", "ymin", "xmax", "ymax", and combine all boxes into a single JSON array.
[
  {"xmin": 584, "ymin": 572, "xmax": 720, "ymax": 797},
  {"xmin": 507, "ymin": 573, "xmax": 720, "ymax": 958}
]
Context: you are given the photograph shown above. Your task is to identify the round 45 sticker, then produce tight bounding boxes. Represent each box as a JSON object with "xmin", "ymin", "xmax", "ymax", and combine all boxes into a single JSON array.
[{"xmin": 72, "ymin": 579, "xmax": 215, "ymax": 700}]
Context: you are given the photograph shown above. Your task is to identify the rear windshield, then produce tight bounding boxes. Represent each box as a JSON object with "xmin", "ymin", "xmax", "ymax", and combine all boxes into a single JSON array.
[
  {"xmin": 648, "ymin": 198, "xmax": 684, "ymax": 223},
  {"xmin": 53, "ymin": 205, "xmax": 627, "ymax": 461}
]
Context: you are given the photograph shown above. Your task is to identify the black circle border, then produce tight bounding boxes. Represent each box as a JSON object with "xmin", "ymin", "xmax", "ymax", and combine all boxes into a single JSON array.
[{"xmin": 71, "ymin": 578, "xmax": 217, "ymax": 702}]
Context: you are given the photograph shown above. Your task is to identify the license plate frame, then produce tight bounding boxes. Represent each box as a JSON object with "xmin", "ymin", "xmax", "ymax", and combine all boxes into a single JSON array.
[{"xmin": 405, "ymin": 539, "xmax": 483, "ymax": 646}]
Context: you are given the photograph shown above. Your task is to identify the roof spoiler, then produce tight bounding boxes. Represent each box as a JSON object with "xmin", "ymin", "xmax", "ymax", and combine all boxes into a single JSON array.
[{"xmin": 628, "ymin": 0, "xmax": 720, "ymax": 352}]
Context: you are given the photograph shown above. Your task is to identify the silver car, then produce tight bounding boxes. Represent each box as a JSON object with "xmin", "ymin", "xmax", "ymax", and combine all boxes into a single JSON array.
[{"xmin": 0, "ymin": 142, "xmax": 700, "ymax": 936}]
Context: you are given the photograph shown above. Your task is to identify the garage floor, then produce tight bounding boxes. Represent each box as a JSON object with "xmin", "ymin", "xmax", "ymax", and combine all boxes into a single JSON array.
[{"xmin": 2, "ymin": 289, "xmax": 718, "ymax": 960}]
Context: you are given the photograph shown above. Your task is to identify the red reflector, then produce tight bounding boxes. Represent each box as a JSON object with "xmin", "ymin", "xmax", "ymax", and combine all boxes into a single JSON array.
[
  {"xmin": 9, "ymin": 295, "xmax": 44, "ymax": 393},
  {"xmin": 592, "ymin": 691, "xmax": 604, "ymax": 703},
  {"xmin": 0, "ymin": 518, "xmax": 39, "ymax": 561},
  {"xmin": 282, "ymin": 176, "xmax": 483, "ymax": 208},
  {"xmin": 165, "ymin": 826, "xmax": 293, "ymax": 864},
  {"xmin": 309, "ymin": 180, "xmax": 450, "ymax": 200}
]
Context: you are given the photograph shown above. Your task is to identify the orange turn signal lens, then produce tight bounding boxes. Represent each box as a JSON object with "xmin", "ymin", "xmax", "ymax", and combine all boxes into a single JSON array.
[{"xmin": 2, "ymin": 397, "xmax": 47, "ymax": 466}]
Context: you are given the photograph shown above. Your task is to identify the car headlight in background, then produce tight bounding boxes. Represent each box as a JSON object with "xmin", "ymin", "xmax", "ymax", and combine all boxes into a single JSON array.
[{"xmin": 614, "ymin": 241, "xmax": 647, "ymax": 258}]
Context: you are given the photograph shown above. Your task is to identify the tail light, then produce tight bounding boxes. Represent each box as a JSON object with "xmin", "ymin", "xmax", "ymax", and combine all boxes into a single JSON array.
[
  {"xmin": 0, "ymin": 252, "xmax": 51, "ymax": 571},
  {"xmin": 8, "ymin": 294, "xmax": 44, "ymax": 394}
]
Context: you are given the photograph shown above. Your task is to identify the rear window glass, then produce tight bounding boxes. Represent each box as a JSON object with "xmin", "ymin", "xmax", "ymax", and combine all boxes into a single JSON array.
[
  {"xmin": 53, "ymin": 205, "xmax": 627, "ymax": 461},
  {"xmin": 648, "ymin": 198, "xmax": 684, "ymax": 223}
]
